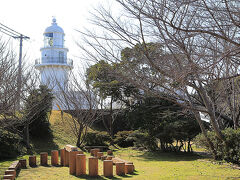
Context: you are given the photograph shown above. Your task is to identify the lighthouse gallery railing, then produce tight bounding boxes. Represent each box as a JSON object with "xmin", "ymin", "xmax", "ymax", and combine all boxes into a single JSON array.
[{"xmin": 35, "ymin": 57, "xmax": 73, "ymax": 66}]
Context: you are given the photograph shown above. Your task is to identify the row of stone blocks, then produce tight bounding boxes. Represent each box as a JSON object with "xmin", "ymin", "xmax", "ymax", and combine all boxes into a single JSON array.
[
  {"xmin": 3, "ymin": 169, "xmax": 16, "ymax": 180},
  {"xmin": 3, "ymin": 146, "xmax": 134, "ymax": 179},
  {"xmin": 3, "ymin": 159, "xmax": 26, "ymax": 180},
  {"xmin": 87, "ymin": 148, "xmax": 134, "ymax": 177},
  {"xmin": 2, "ymin": 150, "xmax": 60, "ymax": 179},
  {"xmin": 63, "ymin": 146, "xmax": 134, "ymax": 177},
  {"xmin": 27, "ymin": 150, "xmax": 60, "ymax": 167}
]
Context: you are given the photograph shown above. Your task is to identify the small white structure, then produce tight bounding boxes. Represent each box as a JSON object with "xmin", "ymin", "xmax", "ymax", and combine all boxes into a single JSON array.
[{"xmin": 35, "ymin": 17, "xmax": 73, "ymax": 91}]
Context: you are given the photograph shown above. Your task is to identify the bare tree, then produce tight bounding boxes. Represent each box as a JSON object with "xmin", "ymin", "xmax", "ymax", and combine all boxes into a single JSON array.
[
  {"xmin": 76, "ymin": 0, "xmax": 240, "ymax": 158},
  {"xmin": 0, "ymin": 40, "xmax": 19, "ymax": 117},
  {"xmin": 0, "ymin": 38, "xmax": 42, "ymax": 149},
  {"xmin": 55, "ymin": 71, "xmax": 101, "ymax": 148}
]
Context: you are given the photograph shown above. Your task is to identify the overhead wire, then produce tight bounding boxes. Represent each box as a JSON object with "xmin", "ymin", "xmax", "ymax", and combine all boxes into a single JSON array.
[
  {"xmin": 0, "ymin": 22, "xmax": 30, "ymax": 110},
  {"xmin": 0, "ymin": 29, "xmax": 15, "ymax": 38},
  {"xmin": 0, "ymin": 23, "xmax": 29, "ymax": 39},
  {"xmin": 0, "ymin": 23, "xmax": 21, "ymax": 35}
]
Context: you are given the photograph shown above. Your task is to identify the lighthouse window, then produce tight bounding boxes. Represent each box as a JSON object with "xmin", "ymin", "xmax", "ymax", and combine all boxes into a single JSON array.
[
  {"xmin": 59, "ymin": 51, "xmax": 64, "ymax": 63},
  {"xmin": 44, "ymin": 33, "xmax": 54, "ymax": 47},
  {"xmin": 45, "ymin": 33, "xmax": 53, "ymax": 37}
]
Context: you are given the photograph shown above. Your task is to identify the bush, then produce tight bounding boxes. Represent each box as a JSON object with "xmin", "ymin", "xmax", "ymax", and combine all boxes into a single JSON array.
[
  {"xmin": 0, "ymin": 128, "xmax": 26, "ymax": 159},
  {"xmin": 84, "ymin": 130, "xmax": 111, "ymax": 146},
  {"xmin": 126, "ymin": 130, "xmax": 158, "ymax": 151},
  {"xmin": 24, "ymin": 85, "xmax": 53, "ymax": 138},
  {"xmin": 194, "ymin": 128, "xmax": 240, "ymax": 164},
  {"xmin": 113, "ymin": 131, "xmax": 134, "ymax": 147},
  {"xmin": 126, "ymin": 96, "xmax": 202, "ymax": 152}
]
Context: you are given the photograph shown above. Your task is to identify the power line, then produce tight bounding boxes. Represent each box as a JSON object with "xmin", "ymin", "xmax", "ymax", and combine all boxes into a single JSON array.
[
  {"xmin": 0, "ymin": 23, "xmax": 29, "ymax": 39},
  {"xmin": 0, "ymin": 29, "xmax": 15, "ymax": 38},
  {"xmin": 0, "ymin": 26, "xmax": 18, "ymax": 38},
  {"xmin": 0, "ymin": 23, "xmax": 24, "ymax": 37},
  {"xmin": 0, "ymin": 22, "xmax": 30, "ymax": 109}
]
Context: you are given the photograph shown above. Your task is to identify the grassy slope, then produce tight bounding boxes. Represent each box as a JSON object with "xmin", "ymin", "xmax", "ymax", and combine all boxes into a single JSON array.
[
  {"xmin": 1, "ymin": 110, "xmax": 240, "ymax": 179},
  {"xmin": 49, "ymin": 110, "xmax": 77, "ymax": 148},
  {"xmin": 25, "ymin": 110, "xmax": 77, "ymax": 154}
]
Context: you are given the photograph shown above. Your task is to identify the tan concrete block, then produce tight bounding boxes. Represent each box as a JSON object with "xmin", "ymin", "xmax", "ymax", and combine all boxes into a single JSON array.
[
  {"xmin": 103, "ymin": 160, "xmax": 113, "ymax": 177},
  {"xmin": 29, "ymin": 156, "xmax": 36, "ymax": 167},
  {"xmin": 116, "ymin": 162, "xmax": 125, "ymax": 176},
  {"xmin": 40, "ymin": 152, "xmax": 48, "ymax": 166},
  {"xmin": 51, "ymin": 150, "xmax": 59, "ymax": 166},
  {"xmin": 76, "ymin": 154, "xmax": 86, "ymax": 176},
  {"xmin": 89, "ymin": 157, "xmax": 98, "ymax": 176},
  {"xmin": 60, "ymin": 149, "xmax": 65, "ymax": 166},
  {"xmin": 19, "ymin": 159, "xmax": 27, "ymax": 168}
]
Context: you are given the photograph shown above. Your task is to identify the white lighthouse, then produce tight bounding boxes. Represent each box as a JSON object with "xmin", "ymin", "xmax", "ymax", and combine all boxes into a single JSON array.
[{"xmin": 35, "ymin": 17, "xmax": 73, "ymax": 92}]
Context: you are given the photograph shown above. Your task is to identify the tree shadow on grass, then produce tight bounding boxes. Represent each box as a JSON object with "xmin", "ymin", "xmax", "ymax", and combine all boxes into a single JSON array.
[
  {"xmin": 136, "ymin": 151, "xmax": 207, "ymax": 162},
  {"xmin": 74, "ymin": 175, "xmax": 106, "ymax": 180},
  {"xmin": 106, "ymin": 172, "xmax": 139, "ymax": 179},
  {"xmin": 30, "ymin": 129, "xmax": 59, "ymax": 154},
  {"xmin": 73, "ymin": 175, "xmax": 113, "ymax": 180},
  {"xmin": 73, "ymin": 173, "xmax": 138, "ymax": 180}
]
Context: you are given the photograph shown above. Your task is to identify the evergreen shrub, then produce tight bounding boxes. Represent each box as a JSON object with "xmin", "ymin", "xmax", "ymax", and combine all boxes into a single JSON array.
[
  {"xmin": 24, "ymin": 85, "xmax": 53, "ymax": 138},
  {"xmin": 0, "ymin": 128, "xmax": 25, "ymax": 159},
  {"xmin": 113, "ymin": 131, "xmax": 134, "ymax": 147},
  {"xmin": 84, "ymin": 130, "xmax": 111, "ymax": 146},
  {"xmin": 194, "ymin": 128, "xmax": 240, "ymax": 164},
  {"xmin": 126, "ymin": 130, "xmax": 158, "ymax": 151}
]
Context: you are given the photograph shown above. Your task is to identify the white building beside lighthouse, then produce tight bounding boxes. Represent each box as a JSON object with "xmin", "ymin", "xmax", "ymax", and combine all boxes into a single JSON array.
[{"xmin": 35, "ymin": 17, "xmax": 73, "ymax": 92}]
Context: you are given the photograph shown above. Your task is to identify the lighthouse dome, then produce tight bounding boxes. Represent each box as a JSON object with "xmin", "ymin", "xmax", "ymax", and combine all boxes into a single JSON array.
[{"xmin": 44, "ymin": 17, "xmax": 64, "ymax": 34}]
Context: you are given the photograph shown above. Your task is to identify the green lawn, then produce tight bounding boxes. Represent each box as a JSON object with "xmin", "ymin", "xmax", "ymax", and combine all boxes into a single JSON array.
[
  {"xmin": 1, "ymin": 148, "xmax": 239, "ymax": 180},
  {"xmin": 1, "ymin": 111, "xmax": 240, "ymax": 179}
]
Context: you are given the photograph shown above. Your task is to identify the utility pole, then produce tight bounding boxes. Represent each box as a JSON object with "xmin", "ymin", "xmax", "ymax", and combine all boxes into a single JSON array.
[
  {"xmin": 0, "ymin": 23, "xmax": 30, "ymax": 109},
  {"xmin": 15, "ymin": 34, "xmax": 30, "ymax": 109}
]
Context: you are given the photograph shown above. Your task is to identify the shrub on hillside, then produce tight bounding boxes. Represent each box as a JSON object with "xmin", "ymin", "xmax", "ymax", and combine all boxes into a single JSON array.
[
  {"xmin": 0, "ymin": 128, "xmax": 26, "ymax": 159},
  {"xmin": 194, "ymin": 128, "xmax": 240, "ymax": 164},
  {"xmin": 126, "ymin": 130, "xmax": 158, "ymax": 151},
  {"xmin": 84, "ymin": 130, "xmax": 111, "ymax": 146},
  {"xmin": 24, "ymin": 85, "xmax": 54, "ymax": 138},
  {"xmin": 113, "ymin": 131, "xmax": 134, "ymax": 147}
]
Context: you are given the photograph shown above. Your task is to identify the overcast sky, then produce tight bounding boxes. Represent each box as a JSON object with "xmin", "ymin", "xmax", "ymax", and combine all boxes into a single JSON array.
[{"xmin": 0, "ymin": 0, "xmax": 116, "ymax": 69}]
